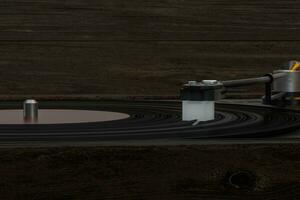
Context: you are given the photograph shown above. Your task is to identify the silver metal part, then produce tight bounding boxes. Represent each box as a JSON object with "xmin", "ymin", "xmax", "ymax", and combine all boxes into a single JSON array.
[
  {"xmin": 202, "ymin": 80, "xmax": 218, "ymax": 85},
  {"xmin": 23, "ymin": 99, "xmax": 38, "ymax": 123},
  {"xmin": 187, "ymin": 81, "xmax": 198, "ymax": 86},
  {"xmin": 182, "ymin": 100, "xmax": 215, "ymax": 122},
  {"xmin": 273, "ymin": 70, "xmax": 300, "ymax": 92}
]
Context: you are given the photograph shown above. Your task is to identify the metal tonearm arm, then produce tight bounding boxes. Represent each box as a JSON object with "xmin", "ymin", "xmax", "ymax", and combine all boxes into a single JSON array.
[
  {"xmin": 222, "ymin": 73, "xmax": 286, "ymax": 87},
  {"xmin": 221, "ymin": 72, "xmax": 286, "ymax": 104}
]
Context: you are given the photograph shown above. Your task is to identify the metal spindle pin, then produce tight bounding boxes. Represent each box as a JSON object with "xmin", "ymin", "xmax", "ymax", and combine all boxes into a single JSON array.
[{"xmin": 23, "ymin": 99, "xmax": 38, "ymax": 123}]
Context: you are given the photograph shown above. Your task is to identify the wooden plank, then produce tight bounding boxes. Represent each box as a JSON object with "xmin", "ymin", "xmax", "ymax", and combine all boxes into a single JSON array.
[
  {"xmin": 0, "ymin": 41, "xmax": 298, "ymax": 95},
  {"xmin": 0, "ymin": 0, "xmax": 300, "ymax": 41},
  {"xmin": 0, "ymin": 144, "xmax": 299, "ymax": 199},
  {"xmin": 0, "ymin": 1, "xmax": 299, "ymax": 95}
]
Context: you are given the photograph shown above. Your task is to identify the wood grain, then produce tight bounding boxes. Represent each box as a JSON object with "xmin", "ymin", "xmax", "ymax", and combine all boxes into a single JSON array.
[
  {"xmin": 1, "ymin": 0, "xmax": 300, "ymax": 41},
  {"xmin": 0, "ymin": 144, "xmax": 299, "ymax": 199},
  {"xmin": 0, "ymin": 0, "xmax": 300, "ymax": 95},
  {"xmin": 0, "ymin": 41, "xmax": 299, "ymax": 95}
]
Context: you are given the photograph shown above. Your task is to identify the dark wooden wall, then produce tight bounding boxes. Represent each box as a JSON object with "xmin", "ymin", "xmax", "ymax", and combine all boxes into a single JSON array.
[
  {"xmin": 1, "ymin": 1, "xmax": 300, "ymax": 95},
  {"xmin": 1, "ymin": 144, "xmax": 300, "ymax": 199}
]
